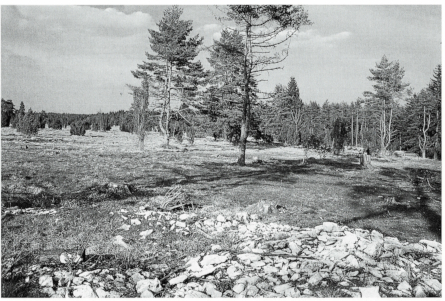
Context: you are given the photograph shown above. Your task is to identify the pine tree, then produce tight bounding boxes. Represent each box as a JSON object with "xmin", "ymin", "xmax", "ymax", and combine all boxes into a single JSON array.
[
  {"xmin": 428, "ymin": 64, "xmax": 441, "ymax": 160},
  {"xmin": 1, "ymin": 99, "xmax": 15, "ymax": 127},
  {"xmin": 221, "ymin": 5, "xmax": 312, "ymax": 165},
  {"xmin": 132, "ymin": 6, "xmax": 204, "ymax": 147},
  {"xmin": 364, "ymin": 55, "xmax": 410, "ymax": 155}
]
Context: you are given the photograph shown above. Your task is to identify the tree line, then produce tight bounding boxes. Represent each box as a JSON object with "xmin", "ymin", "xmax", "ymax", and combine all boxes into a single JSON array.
[{"xmin": 2, "ymin": 5, "xmax": 440, "ymax": 162}]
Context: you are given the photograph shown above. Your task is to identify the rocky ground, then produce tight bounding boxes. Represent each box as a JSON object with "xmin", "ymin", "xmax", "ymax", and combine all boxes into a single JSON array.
[{"xmin": 4, "ymin": 207, "xmax": 441, "ymax": 298}]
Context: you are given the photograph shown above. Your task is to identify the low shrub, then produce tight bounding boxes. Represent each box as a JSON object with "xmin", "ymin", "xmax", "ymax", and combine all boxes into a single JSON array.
[{"xmin": 70, "ymin": 121, "xmax": 86, "ymax": 136}]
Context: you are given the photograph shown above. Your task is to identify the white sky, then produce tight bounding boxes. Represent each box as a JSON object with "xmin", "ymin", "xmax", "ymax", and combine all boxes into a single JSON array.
[{"xmin": 1, "ymin": 4, "xmax": 441, "ymax": 114}]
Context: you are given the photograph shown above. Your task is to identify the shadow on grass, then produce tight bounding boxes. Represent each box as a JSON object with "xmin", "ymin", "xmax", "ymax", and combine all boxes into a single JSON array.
[{"xmin": 337, "ymin": 166, "xmax": 441, "ymax": 240}]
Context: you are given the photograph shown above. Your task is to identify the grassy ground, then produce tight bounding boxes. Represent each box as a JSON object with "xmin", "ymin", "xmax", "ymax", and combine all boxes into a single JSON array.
[{"xmin": 1, "ymin": 126, "xmax": 441, "ymax": 296}]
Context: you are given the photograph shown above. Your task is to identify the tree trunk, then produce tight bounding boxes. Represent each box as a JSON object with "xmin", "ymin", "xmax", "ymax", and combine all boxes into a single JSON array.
[
  {"xmin": 421, "ymin": 149, "xmax": 426, "ymax": 159},
  {"xmin": 237, "ymin": 22, "xmax": 251, "ymax": 166},
  {"xmin": 360, "ymin": 153, "xmax": 371, "ymax": 168},
  {"xmin": 139, "ymin": 135, "xmax": 144, "ymax": 151}
]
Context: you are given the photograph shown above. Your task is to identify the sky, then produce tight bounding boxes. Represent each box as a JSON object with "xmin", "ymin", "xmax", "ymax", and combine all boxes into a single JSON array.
[{"xmin": 1, "ymin": 5, "xmax": 441, "ymax": 114}]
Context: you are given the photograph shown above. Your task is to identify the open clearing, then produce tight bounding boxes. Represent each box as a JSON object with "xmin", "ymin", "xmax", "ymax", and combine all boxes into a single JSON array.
[{"xmin": 1, "ymin": 126, "xmax": 441, "ymax": 296}]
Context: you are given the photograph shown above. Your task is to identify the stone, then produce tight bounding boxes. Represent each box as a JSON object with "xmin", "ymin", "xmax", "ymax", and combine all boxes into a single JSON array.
[
  {"xmin": 72, "ymin": 285, "xmax": 97, "ymax": 298},
  {"xmin": 238, "ymin": 224, "xmax": 248, "ymax": 233},
  {"xmin": 359, "ymin": 286, "xmax": 380, "ymax": 298},
  {"xmin": 130, "ymin": 273, "xmax": 144, "ymax": 284},
  {"xmin": 284, "ymin": 287, "xmax": 301, "ymax": 297},
  {"xmin": 39, "ymin": 275, "xmax": 54, "ymax": 287},
  {"xmin": 194, "ymin": 265, "xmax": 216, "ymax": 277},
  {"xmin": 227, "ymin": 265, "xmax": 243, "ymax": 279},
  {"xmin": 302, "ymin": 288, "xmax": 313, "ymax": 295},
  {"xmin": 422, "ymin": 278, "xmax": 442, "ymax": 293},
  {"xmin": 169, "ymin": 274, "xmax": 188, "ymax": 286},
  {"xmin": 176, "ymin": 221, "xmax": 186, "ymax": 228},
  {"xmin": 413, "ymin": 285, "xmax": 427, "ymax": 297},
  {"xmin": 136, "ymin": 278, "xmax": 162, "ymax": 294},
  {"xmin": 140, "ymin": 229, "xmax": 153, "ymax": 239},
  {"xmin": 113, "ymin": 235, "xmax": 130, "ymax": 249},
  {"xmin": 273, "ymin": 283, "xmax": 293, "ymax": 294},
  {"xmin": 216, "ymin": 214, "xmax": 226, "ymax": 222},
  {"xmin": 419, "ymin": 239, "xmax": 441, "ymax": 250},
  {"xmin": 362, "ymin": 241, "xmax": 383, "ymax": 258},
  {"xmin": 322, "ymin": 222, "xmax": 338, "ymax": 232},
  {"xmin": 385, "ymin": 269, "xmax": 408, "ymax": 282},
  {"xmin": 288, "ymin": 241, "xmax": 303, "ymax": 255},
  {"xmin": 308, "ymin": 272, "xmax": 324, "ymax": 286},
  {"xmin": 263, "ymin": 291, "xmax": 282, "ymax": 298},
  {"xmin": 263, "ymin": 265, "xmax": 279, "ymax": 273},
  {"xmin": 203, "ymin": 219, "xmax": 214, "ymax": 227},
  {"xmin": 246, "ymin": 223, "xmax": 257, "ymax": 232},
  {"xmin": 251, "ymin": 261, "xmax": 265, "ymax": 268},
  {"xmin": 95, "ymin": 288, "xmax": 109, "ymax": 298},
  {"xmin": 341, "ymin": 231, "xmax": 358, "ymax": 249},
  {"xmin": 203, "ymin": 282, "xmax": 222, "ymax": 298},
  {"xmin": 232, "ymin": 283, "xmax": 246, "ymax": 294},
  {"xmin": 245, "ymin": 284, "xmax": 259, "ymax": 297},
  {"xmin": 184, "ymin": 290, "xmax": 209, "ymax": 298},
  {"xmin": 397, "ymin": 280, "xmax": 412, "ymax": 292},
  {"xmin": 211, "ymin": 244, "xmax": 222, "ymax": 251},
  {"xmin": 130, "ymin": 218, "xmax": 141, "ymax": 225},
  {"xmin": 140, "ymin": 290, "xmax": 155, "ymax": 298},
  {"xmin": 201, "ymin": 254, "xmax": 229, "ymax": 266},
  {"xmin": 118, "ymin": 224, "xmax": 131, "ymax": 231},
  {"xmin": 185, "ymin": 257, "xmax": 202, "ymax": 272},
  {"xmin": 41, "ymin": 287, "xmax": 56, "ymax": 297},
  {"xmin": 237, "ymin": 253, "xmax": 261, "ymax": 262},
  {"xmin": 344, "ymin": 255, "xmax": 360, "ymax": 269}
]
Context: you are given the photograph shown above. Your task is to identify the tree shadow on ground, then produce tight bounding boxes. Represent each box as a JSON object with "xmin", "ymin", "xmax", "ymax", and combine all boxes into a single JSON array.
[{"xmin": 338, "ymin": 166, "xmax": 441, "ymax": 240}]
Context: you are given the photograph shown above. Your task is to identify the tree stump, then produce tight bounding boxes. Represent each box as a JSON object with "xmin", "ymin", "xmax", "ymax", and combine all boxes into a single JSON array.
[{"xmin": 360, "ymin": 153, "xmax": 371, "ymax": 167}]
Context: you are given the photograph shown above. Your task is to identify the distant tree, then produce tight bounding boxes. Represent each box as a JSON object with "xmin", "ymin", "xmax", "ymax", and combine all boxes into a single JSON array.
[
  {"xmin": 128, "ymin": 77, "xmax": 150, "ymax": 150},
  {"xmin": 1, "ymin": 99, "xmax": 15, "ymax": 127},
  {"xmin": 70, "ymin": 120, "xmax": 86, "ymax": 136},
  {"xmin": 332, "ymin": 118, "xmax": 348, "ymax": 155},
  {"xmin": 364, "ymin": 55, "xmax": 410, "ymax": 155},
  {"xmin": 221, "ymin": 5, "xmax": 312, "ymax": 165},
  {"xmin": 11, "ymin": 101, "xmax": 25, "ymax": 128},
  {"xmin": 17, "ymin": 108, "xmax": 39, "ymax": 136}
]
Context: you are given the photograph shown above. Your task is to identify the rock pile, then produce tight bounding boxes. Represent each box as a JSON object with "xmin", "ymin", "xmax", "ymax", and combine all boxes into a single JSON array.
[{"xmin": 19, "ymin": 209, "xmax": 443, "ymax": 298}]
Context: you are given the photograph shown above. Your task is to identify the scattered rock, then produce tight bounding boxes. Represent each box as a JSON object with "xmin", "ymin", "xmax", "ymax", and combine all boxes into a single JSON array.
[
  {"xmin": 39, "ymin": 275, "xmax": 54, "ymax": 287},
  {"xmin": 136, "ymin": 278, "xmax": 162, "ymax": 294},
  {"xmin": 72, "ymin": 285, "xmax": 97, "ymax": 298}
]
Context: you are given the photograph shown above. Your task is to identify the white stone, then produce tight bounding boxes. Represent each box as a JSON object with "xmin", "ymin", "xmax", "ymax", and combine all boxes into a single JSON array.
[
  {"xmin": 238, "ymin": 224, "xmax": 248, "ymax": 233},
  {"xmin": 284, "ymin": 287, "xmax": 301, "ymax": 297},
  {"xmin": 72, "ymin": 285, "xmax": 97, "ymax": 298},
  {"xmin": 341, "ymin": 231, "xmax": 358, "ymax": 249},
  {"xmin": 203, "ymin": 219, "xmax": 214, "ymax": 227},
  {"xmin": 227, "ymin": 265, "xmax": 243, "ymax": 279},
  {"xmin": 95, "ymin": 288, "xmax": 110, "ymax": 298},
  {"xmin": 288, "ymin": 241, "xmax": 302, "ymax": 255},
  {"xmin": 397, "ymin": 281, "xmax": 412, "ymax": 292},
  {"xmin": 359, "ymin": 286, "xmax": 380, "ymax": 298},
  {"xmin": 118, "ymin": 224, "xmax": 130, "ymax": 231},
  {"xmin": 136, "ymin": 278, "xmax": 162, "ymax": 294},
  {"xmin": 232, "ymin": 283, "xmax": 245, "ymax": 294},
  {"xmin": 273, "ymin": 283, "xmax": 292, "ymax": 294},
  {"xmin": 130, "ymin": 218, "xmax": 141, "ymax": 225},
  {"xmin": 140, "ymin": 290, "xmax": 155, "ymax": 298},
  {"xmin": 113, "ymin": 235, "xmax": 130, "ymax": 249},
  {"xmin": 246, "ymin": 222, "xmax": 258, "ymax": 232},
  {"xmin": 362, "ymin": 241, "xmax": 383, "ymax": 258},
  {"xmin": 422, "ymin": 278, "xmax": 442, "ymax": 293},
  {"xmin": 39, "ymin": 275, "xmax": 54, "ymax": 287},
  {"xmin": 140, "ymin": 229, "xmax": 154, "ymax": 239},
  {"xmin": 169, "ymin": 275, "xmax": 188, "ymax": 286},
  {"xmin": 344, "ymin": 255, "xmax": 360, "ymax": 269},
  {"xmin": 413, "ymin": 285, "xmax": 427, "ymax": 297},
  {"xmin": 176, "ymin": 221, "xmax": 186, "ymax": 228},
  {"xmin": 419, "ymin": 239, "xmax": 441, "ymax": 250},
  {"xmin": 184, "ymin": 290, "xmax": 209, "ymax": 298},
  {"xmin": 201, "ymin": 254, "xmax": 229, "ymax": 266},
  {"xmin": 322, "ymin": 222, "xmax": 338, "ymax": 232},
  {"xmin": 237, "ymin": 253, "xmax": 261, "ymax": 262},
  {"xmin": 308, "ymin": 272, "xmax": 324, "ymax": 286},
  {"xmin": 263, "ymin": 265, "xmax": 279, "ymax": 273},
  {"xmin": 216, "ymin": 214, "xmax": 226, "ymax": 222},
  {"xmin": 194, "ymin": 265, "xmax": 216, "ymax": 277},
  {"xmin": 211, "ymin": 244, "xmax": 222, "ymax": 251}
]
